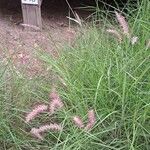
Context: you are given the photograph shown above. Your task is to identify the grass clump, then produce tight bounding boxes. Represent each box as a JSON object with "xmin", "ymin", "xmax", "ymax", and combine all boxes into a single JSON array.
[
  {"xmin": 0, "ymin": 0, "xmax": 150, "ymax": 149},
  {"xmin": 39, "ymin": 1, "xmax": 150, "ymax": 149}
]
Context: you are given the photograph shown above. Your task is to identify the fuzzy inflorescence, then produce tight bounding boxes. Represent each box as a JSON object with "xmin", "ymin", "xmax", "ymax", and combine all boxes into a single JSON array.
[
  {"xmin": 25, "ymin": 104, "xmax": 48, "ymax": 123},
  {"xmin": 72, "ymin": 109, "xmax": 96, "ymax": 131}
]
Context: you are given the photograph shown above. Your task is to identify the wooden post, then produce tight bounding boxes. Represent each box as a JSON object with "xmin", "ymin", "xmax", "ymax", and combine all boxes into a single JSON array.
[{"xmin": 21, "ymin": 0, "xmax": 43, "ymax": 30}]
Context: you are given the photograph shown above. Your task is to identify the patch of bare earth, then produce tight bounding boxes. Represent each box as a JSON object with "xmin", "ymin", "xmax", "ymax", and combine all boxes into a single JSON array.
[{"xmin": 0, "ymin": 6, "xmax": 79, "ymax": 77}]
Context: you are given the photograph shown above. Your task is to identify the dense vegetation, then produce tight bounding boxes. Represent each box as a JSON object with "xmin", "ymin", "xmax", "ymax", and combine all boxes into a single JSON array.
[{"xmin": 0, "ymin": 0, "xmax": 149, "ymax": 149}]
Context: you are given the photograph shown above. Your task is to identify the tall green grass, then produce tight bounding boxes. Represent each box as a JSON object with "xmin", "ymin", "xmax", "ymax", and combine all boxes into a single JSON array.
[{"xmin": 0, "ymin": 0, "xmax": 150, "ymax": 149}]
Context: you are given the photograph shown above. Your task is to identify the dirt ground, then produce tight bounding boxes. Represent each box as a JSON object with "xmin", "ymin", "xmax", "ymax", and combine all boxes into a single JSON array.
[{"xmin": 0, "ymin": 2, "xmax": 90, "ymax": 77}]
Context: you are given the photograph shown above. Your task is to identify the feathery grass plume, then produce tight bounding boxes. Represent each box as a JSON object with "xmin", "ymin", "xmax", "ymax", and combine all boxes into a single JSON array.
[
  {"xmin": 25, "ymin": 104, "xmax": 48, "ymax": 123},
  {"xmin": 106, "ymin": 29, "xmax": 122, "ymax": 42},
  {"xmin": 49, "ymin": 88, "xmax": 64, "ymax": 114},
  {"xmin": 30, "ymin": 124, "xmax": 62, "ymax": 140},
  {"xmin": 38, "ymin": 123, "xmax": 63, "ymax": 132},
  {"xmin": 131, "ymin": 36, "xmax": 138, "ymax": 45},
  {"xmin": 73, "ymin": 116, "xmax": 84, "ymax": 128},
  {"xmin": 85, "ymin": 109, "xmax": 96, "ymax": 130},
  {"xmin": 30, "ymin": 128, "xmax": 44, "ymax": 140},
  {"xmin": 115, "ymin": 11, "xmax": 130, "ymax": 37}
]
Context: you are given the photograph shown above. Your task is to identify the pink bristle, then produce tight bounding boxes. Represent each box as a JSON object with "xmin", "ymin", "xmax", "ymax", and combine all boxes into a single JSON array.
[
  {"xmin": 30, "ymin": 128, "xmax": 43, "ymax": 140},
  {"xmin": 85, "ymin": 109, "xmax": 96, "ymax": 130},
  {"xmin": 25, "ymin": 104, "xmax": 48, "ymax": 123},
  {"xmin": 106, "ymin": 29, "xmax": 122, "ymax": 42},
  {"xmin": 49, "ymin": 102, "xmax": 56, "ymax": 114},
  {"xmin": 49, "ymin": 89, "xmax": 64, "ymax": 114},
  {"xmin": 30, "ymin": 124, "xmax": 62, "ymax": 140},
  {"xmin": 49, "ymin": 99, "xmax": 64, "ymax": 113},
  {"xmin": 115, "ymin": 11, "xmax": 130, "ymax": 37},
  {"xmin": 50, "ymin": 88, "xmax": 60, "ymax": 100},
  {"xmin": 73, "ymin": 116, "xmax": 84, "ymax": 128},
  {"xmin": 38, "ymin": 123, "xmax": 63, "ymax": 132}
]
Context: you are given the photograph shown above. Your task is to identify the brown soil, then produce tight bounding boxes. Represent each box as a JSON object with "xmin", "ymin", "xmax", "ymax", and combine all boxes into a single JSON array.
[{"xmin": 0, "ymin": 2, "xmax": 90, "ymax": 77}]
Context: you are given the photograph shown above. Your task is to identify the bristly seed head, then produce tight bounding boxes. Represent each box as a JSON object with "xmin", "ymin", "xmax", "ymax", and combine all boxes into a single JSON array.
[
  {"xmin": 85, "ymin": 109, "xmax": 96, "ymax": 131},
  {"xmin": 49, "ymin": 88, "xmax": 64, "ymax": 114},
  {"xmin": 115, "ymin": 11, "xmax": 130, "ymax": 37},
  {"xmin": 73, "ymin": 116, "xmax": 84, "ymax": 128},
  {"xmin": 30, "ymin": 124, "xmax": 62, "ymax": 140},
  {"xmin": 30, "ymin": 128, "xmax": 43, "ymax": 140},
  {"xmin": 106, "ymin": 29, "xmax": 122, "ymax": 42},
  {"xmin": 25, "ymin": 104, "xmax": 48, "ymax": 123}
]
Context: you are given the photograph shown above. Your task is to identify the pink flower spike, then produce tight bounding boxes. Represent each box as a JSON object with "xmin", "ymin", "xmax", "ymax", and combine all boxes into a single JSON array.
[
  {"xmin": 25, "ymin": 104, "xmax": 48, "ymax": 123},
  {"xmin": 38, "ymin": 124, "xmax": 63, "ymax": 132},
  {"xmin": 50, "ymin": 88, "xmax": 60, "ymax": 100},
  {"xmin": 49, "ymin": 98, "xmax": 64, "ymax": 113},
  {"xmin": 131, "ymin": 36, "xmax": 138, "ymax": 45},
  {"xmin": 30, "ymin": 124, "xmax": 62, "ymax": 140},
  {"xmin": 106, "ymin": 29, "xmax": 122, "ymax": 42},
  {"xmin": 85, "ymin": 109, "xmax": 96, "ymax": 130},
  {"xmin": 115, "ymin": 11, "xmax": 130, "ymax": 37},
  {"xmin": 30, "ymin": 128, "xmax": 43, "ymax": 140},
  {"xmin": 49, "ymin": 89, "xmax": 64, "ymax": 114},
  {"xmin": 73, "ymin": 116, "xmax": 84, "ymax": 128}
]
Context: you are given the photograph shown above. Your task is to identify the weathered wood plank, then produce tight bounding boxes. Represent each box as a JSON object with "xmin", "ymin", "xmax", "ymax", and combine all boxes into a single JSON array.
[
  {"xmin": 21, "ymin": 0, "xmax": 42, "ymax": 30},
  {"xmin": 39, "ymin": 0, "xmax": 43, "ymax": 6}
]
